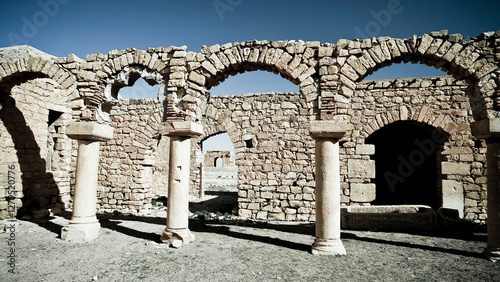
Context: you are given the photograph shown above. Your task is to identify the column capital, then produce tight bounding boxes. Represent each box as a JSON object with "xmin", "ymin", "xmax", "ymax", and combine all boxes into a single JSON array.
[
  {"xmin": 66, "ymin": 122, "xmax": 113, "ymax": 141},
  {"xmin": 309, "ymin": 120, "xmax": 347, "ymax": 139},
  {"xmin": 471, "ymin": 118, "xmax": 500, "ymax": 139},
  {"xmin": 160, "ymin": 121, "xmax": 203, "ymax": 138}
]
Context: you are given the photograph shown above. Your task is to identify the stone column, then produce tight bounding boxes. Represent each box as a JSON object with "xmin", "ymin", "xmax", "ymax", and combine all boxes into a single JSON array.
[
  {"xmin": 61, "ymin": 122, "xmax": 113, "ymax": 243},
  {"xmin": 472, "ymin": 118, "xmax": 500, "ymax": 262},
  {"xmin": 160, "ymin": 121, "xmax": 203, "ymax": 248},
  {"xmin": 309, "ymin": 120, "xmax": 347, "ymax": 255}
]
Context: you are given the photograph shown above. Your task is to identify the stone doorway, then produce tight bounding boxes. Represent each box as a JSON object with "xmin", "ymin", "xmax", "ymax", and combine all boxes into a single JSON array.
[{"xmin": 366, "ymin": 121, "xmax": 448, "ymax": 210}]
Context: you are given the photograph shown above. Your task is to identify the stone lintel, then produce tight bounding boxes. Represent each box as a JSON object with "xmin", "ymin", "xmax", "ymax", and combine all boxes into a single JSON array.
[
  {"xmin": 309, "ymin": 120, "xmax": 347, "ymax": 139},
  {"xmin": 471, "ymin": 118, "xmax": 500, "ymax": 139},
  {"xmin": 66, "ymin": 122, "xmax": 114, "ymax": 141},
  {"xmin": 160, "ymin": 121, "xmax": 203, "ymax": 137}
]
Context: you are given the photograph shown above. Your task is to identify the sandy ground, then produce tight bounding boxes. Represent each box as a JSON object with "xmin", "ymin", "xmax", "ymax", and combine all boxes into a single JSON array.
[{"xmin": 0, "ymin": 207, "xmax": 499, "ymax": 282}]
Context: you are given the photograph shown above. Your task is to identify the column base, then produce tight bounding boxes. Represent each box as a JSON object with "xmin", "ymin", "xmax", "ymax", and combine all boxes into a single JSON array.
[
  {"xmin": 483, "ymin": 246, "xmax": 500, "ymax": 262},
  {"xmin": 161, "ymin": 228, "xmax": 195, "ymax": 248},
  {"xmin": 61, "ymin": 221, "xmax": 100, "ymax": 243},
  {"xmin": 311, "ymin": 237, "xmax": 346, "ymax": 255}
]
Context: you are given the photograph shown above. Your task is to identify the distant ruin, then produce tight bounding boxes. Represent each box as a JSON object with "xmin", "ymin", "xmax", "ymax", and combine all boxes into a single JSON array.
[{"xmin": 0, "ymin": 30, "xmax": 499, "ymax": 259}]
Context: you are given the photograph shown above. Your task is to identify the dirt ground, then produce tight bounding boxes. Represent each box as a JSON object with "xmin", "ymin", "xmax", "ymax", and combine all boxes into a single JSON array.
[{"xmin": 1, "ymin": 206, "xmax": 499, "ymax": 282}]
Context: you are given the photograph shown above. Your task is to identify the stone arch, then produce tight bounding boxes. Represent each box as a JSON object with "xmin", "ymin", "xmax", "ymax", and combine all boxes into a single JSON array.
[
  {"xmin": 0, "ymin": 46, "xmax": 77, "ymax": 93},
  {"xmin": 98, "ymin": 64, "xmax": 167, "ymax": 122},
  {"xmin": 82, "ymin": 48, "xmax": 176, "ymax": 122},
  {"xmin": 179, "ymin": 40, "xmax": 324, "ymax": 122},
  {"xmin": 362, "ymin": 105, "xmax": 469, "ymax": 137},
  {"xmin": 104, "ymin": 66, "xmax": 164, "ymax": 99},
  {"xmin": 336, "ymin": 32, "xmax": 499, "ymax": 120},
  {"xmin": 204, "ymin": 151, "xmax": 234, "ymax": 168},
  {"xmin": 0, "ymin": 84, "xmax": 74, "ymax": 218}
]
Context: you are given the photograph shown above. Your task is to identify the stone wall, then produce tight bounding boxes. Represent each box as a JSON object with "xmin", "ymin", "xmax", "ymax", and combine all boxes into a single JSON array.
[
  {"xmin": 189, "ymin": 76, "xmax": 487, "ymax": 223},
  {"xmin": 204, "ymin": 151, "xmax": 234, "ymax": 167},
  {"xmin": 0, "ymin": 78, "xmax": 72, "ymax": 218},
  {"xmin": 346, "ymin": 76, "xmax": 487, "ymax": 222},
  {"xmin": 96, "ymin": 98, "xmax": 164, "ymax": 214},
  {"xmin": 0, "ymin": 76, "xmax": 488, "ymax": 223},
  {"xmin": 1, "ymin": 30, "xmax": 498, "ymax": 223},
  {"xmin": 193, "ymin": 92, "xmax": 317, "ymax": 220}
]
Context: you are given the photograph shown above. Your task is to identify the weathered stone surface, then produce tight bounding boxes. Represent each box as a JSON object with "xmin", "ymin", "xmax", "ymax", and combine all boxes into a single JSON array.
[
  {"xmin": 442, "ymin": 180, "xmax": 464, "ymax": 218},
  {"xmin": 355, "ymin": 144, "xmax": 375, "ymax": 155},
  {"xmin": 441, "ymin": 162, "xmax": 470, "ymax": 175},
  {"xmin": 350, "ymin": 183, "xmax": 376, "ymax": 202},
  {"xmin": 348, "ymin": 159, "xmax": 375, "ymax": 178}
]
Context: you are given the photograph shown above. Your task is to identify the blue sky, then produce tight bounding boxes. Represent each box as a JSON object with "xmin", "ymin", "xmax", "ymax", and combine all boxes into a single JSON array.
[{"xmin": 1, "ymin": 0, "xmax": 499, "ymax": 153}]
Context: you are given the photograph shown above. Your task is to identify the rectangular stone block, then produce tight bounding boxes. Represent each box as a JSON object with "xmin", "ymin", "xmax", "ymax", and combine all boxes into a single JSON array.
[
  {"xmin": 355, "ymin": 144, "xmax": 375, "ymax": 155},
  {"xmin": 442, "ymin": 180, "xmax": 464, "ymax": 218},
  {"xmin": 441, "ymin": 162, "xmax": 470, "ymax": 175},
  {"xmin": 348, "ymin": 159, "xmax": 375, "ymax": 178},
  {"xmin": 350, "ymin": 183, "xmax": 376, "ymax": 202}
]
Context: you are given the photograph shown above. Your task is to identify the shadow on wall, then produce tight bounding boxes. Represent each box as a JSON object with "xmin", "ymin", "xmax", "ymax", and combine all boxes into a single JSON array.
[{"xmin": 0, "ymin": 94, "xmax": 59, "ymax": 217}]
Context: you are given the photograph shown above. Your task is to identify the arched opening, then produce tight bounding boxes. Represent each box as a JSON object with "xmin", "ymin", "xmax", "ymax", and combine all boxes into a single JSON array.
[
  {"xmin": 209, "ymin": 70, "xmax": 299, "ymax": 96},
  {"xmin": 191, "ymin": 132, "xmax": 238, "ymax": 216},
  {"xmin": 364, "ymin": 61, "xmax": 445, "ymax": 80},
  {"xmin": 214, "ymin": 157, "xmax": 223, "ymax": 167},
  {"xmin": 116, "ymin": 77, "xmax": 159, "ymax": 100},
  {"xmin": 199, "ymin": 66, "xmax": 314, "ymax": 221},
  {"xmin": 366, "ymin": 121, "xmax": 448, "ymax": 210}
]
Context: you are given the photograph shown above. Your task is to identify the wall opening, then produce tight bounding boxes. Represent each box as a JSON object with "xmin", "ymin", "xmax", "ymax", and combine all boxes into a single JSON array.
[
  {"xmin": 116, "ymin": 77, "xmax": 159, "ymax": 100},
  {"xmin": 366, "ymin": 121, "xmax": 448, "ymax": 210},
  {"xmin": 209, "ymin": 70, "xmax": 299, "ymax": 96},
  {"xmin": 364, "ymin": 62, "xmax": 445, "ymax": 80},
  {"xmin": 46, "ymin": 110, "xmax": 63, "ymax": 172},
  {"xmin": 214, "ymin": 157, "xmax": 223, "ymax": 168},
  {"xmin": 193, "ymin": 132, "xmax": 238, "ymax": 214}
]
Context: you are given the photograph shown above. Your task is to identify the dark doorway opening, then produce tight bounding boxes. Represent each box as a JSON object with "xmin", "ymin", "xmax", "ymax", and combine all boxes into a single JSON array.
[{"xmin": 366, "ymin": 121, "xmax": 448, "ymax": 210}]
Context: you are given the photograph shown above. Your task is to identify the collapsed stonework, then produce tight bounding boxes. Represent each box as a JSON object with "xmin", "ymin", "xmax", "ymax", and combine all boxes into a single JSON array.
[{"xmin": 1, "ymin": 30, "xmax": 500, "ymax": 258}]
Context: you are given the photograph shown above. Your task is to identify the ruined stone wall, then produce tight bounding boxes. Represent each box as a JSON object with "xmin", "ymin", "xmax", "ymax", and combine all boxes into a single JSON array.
[
  {"xmin": 0, "ymin": 78, "xmax": 72, "ymax": 219},
  {"xmin": 192, "ymin": 76, "xmax": 487, "ymax": 223},
  {"xmin": 204, "ymin": 151, "xmax": 234, "ymax": 167},
  {"xmin": 192, "ymin": 92, "xmax": 318, "ymax": 220},
  {"xmin": 346, "ymin": 76, "xmax": 487, "ymax": 222},
  {"xmin": 0, "ymin": 77, "xmax": 489, "ymax": 223},
  {"xmin": 96, "ymin": 98, "xmax": 163, "ymax": 214}
]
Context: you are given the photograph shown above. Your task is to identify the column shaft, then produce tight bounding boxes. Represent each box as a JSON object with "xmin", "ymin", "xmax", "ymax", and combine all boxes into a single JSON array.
[
  {"xmin": 71, "ymin": 140, "xmax": 100, "ymax": 222},
  {"xmin": 160, "ymin": 121, "xmax": 203, "ymax": 248},
  {"xmin": 166, "ymin": 136, "xmax": 191, "ymax": 229},
  {"xmin": 315, "ymin": 139, "xmax": 341, "ymax": 239}
]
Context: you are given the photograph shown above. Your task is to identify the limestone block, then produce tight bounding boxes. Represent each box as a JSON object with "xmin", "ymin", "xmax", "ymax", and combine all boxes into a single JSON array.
[
  {"xmin": 355, "ymin": 144, "xmax": 375, "ymax": 155},
  {"xmin": 201, "ymin": 61, "xmax": 217, "ymax": 75},
  {"xmin": 61, "ymin": 222, "xmax": 100, "ymax": 243},
  {"xmin": 348, "ymin": 159, "xmax": 375, "ymax": 178},
  {"xmin": 442, "ymin": 180, "xmax": 464, "ymax": 218},
  {"xmin": 441, "ymin": 162, "xmax": 470, "ymax": 175},
  {"xmin": 318, "ymin": 46, "xmax": 334, "ymax": 57},
  {"xmin": 159, "ymin": 121, "xmax": 203, "ymax": 137},
  {"xmin": 350, "ymin": 183, "xmax": 376, "ymax": 202},
  {"xmin": 309, "ymin": 120, "xmax": 347, "ymax": 139},
  {"xmin": 66, "ymin": 122, "xmax": 114, "ymax": 141}
]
